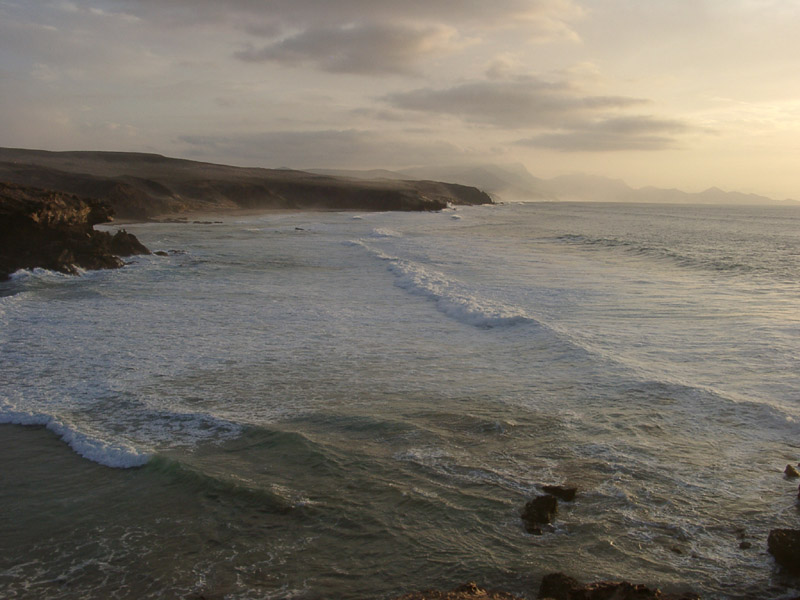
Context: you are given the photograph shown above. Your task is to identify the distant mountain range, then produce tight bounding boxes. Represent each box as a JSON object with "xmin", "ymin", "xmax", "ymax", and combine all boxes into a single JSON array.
[{"xmin": 312, "ymin": 164, "xmax": 798, "ymax": 206}]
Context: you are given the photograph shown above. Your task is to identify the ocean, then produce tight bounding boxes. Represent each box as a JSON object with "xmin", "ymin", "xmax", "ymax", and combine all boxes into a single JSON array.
[{"xmin": 1, "ymin": 202, "xmax": 799, "ymax": 599}]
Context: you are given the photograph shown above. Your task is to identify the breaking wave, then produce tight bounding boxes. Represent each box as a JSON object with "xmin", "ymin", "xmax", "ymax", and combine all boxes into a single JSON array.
[
  {"xmin": 0, "ymin": 403, "xmax": 151, "ymax": 469},
  {"xmin": 353, "ymin": 239, "xmax": 535, "ymax": 329}
]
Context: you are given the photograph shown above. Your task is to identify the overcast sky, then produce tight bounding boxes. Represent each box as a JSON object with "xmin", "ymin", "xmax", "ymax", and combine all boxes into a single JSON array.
[{"xmin": 2, "ymin": 0, "xmax": 800, "ymax": 199}]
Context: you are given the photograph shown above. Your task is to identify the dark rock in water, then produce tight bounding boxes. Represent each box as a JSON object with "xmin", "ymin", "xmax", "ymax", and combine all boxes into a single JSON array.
[
  {"xmin": 110, "ymin": 229, "xmax": 150, "ymax": 256},
  {"xmin": 785, "ymin": 464, "xmax": 800, "ymax": 478},
  {"xmin": 154, "ymin": 250, "xmax": 169, "ymax": 257},
  {"xmin": 521, "ymin": 494, "xmax": 558, "ymax": 534},
  {"xmin": 542, "ymin": 485, "xmax": 577, "ymax": 502},
  {"xmin": 768, "ymin": 529, "xmax": 800, "ymax": 573},
  {"xmin": 391, "ymin": 581, "xmax": 524, "ymax": 600},
  {"xmin": 739, "ymin": 541, "xmax": 752, "ymax": 550},
  {"xmin": 0, "ymin": 181, "xmax": 149, "ymax": 280},
  {"xmin": 538, "ymin": 572, "xmax": 700, "ymax": 600}
]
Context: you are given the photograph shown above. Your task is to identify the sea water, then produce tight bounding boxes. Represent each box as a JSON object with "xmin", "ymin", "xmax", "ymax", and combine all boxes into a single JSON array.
[{"xmin": 1, "ymin": 202, "xmax": 799, "ymax": 599}]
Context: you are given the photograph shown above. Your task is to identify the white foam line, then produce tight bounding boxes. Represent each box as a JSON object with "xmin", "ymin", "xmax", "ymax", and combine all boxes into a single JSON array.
[
  {"xmin": 355, "ymin": 239, "xmax": 533, "ymax": 329},
  {"xmin": 0, "ymin": 404, "xmax": 150, "ymax": 469}
]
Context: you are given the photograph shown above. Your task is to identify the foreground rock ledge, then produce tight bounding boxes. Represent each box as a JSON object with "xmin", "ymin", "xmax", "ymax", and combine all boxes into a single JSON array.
[
  {"xmin": 538, "ymin": 572, "xmax": 700, "ymax": 600},
  {"xmin": 391, "ymin": 581, "xmax": 524, "ymax": 600},
  {"xmin": 390, "ymin": 574, "xmax": 700, "ymax": 600},
  {"xmin": 0, "ymin": 181, "xmax": 150, "ymax": 280}
]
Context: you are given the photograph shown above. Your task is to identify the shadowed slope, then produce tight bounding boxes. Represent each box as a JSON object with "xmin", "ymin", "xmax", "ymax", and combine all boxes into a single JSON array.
[{"xmin": 0, "ymin": 148, "xmax": 493, "ymax": 219}]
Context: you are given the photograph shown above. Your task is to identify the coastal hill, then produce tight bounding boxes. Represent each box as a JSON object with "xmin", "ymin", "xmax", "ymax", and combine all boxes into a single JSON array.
[
  {"xmin": 0, "ymin": 147, "xmax": 492, "ymax": 220},
  {"xmin": 313, "ymin": 164, "xmax": 798, "ymax": 205}
]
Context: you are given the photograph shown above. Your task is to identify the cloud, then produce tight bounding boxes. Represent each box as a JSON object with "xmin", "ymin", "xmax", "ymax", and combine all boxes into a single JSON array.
[
  {"xmin": 177, "ymin": 129, "xmax": 468, "ymax": 168},
  {"xmin": 234, "ymin": 23, "xmax": 458, "ymax": 75},
  {"xmin": 380, "ymin": 75, "xmax": 697, "ymax": 151},
  {"xmin": 382, "ymin": 78, "xmax": 647, "ymax": 128},
  {"xmin": 120, "ymin": 0, "xmax": 582, "ymax": 34},
  {"xmin": 117, "ymin": 0, "xmax": 583, "ymax": 74},
  {"xmin": 517, "ymin": 116, "xmax": 692, "ymax": 151}
]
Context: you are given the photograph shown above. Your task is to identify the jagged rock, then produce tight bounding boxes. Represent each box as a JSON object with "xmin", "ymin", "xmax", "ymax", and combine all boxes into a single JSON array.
[
  {"xmin": 768, "ymin": 529, "xmax": 800, "ymax": 573},
  {"xmin": 0, "ymin": 182, "xmax": 149, "ymax": 280},
  {"xmin": 785, "ymin": 464, "xmax": 800, "ymax": 478},
  {"xmin": 521, "ymin": 494, "xmax": 558, "ymax": 534},
  {"xmin": 391, "ymin": 581, "xmax": 523, "ymax": 600},
  {"xmin": 538, "ymin": 572, "xmax": 700, "ymax": 600},
  {"xmin": 110, "ymin": 229, "xmax": 150, "ymax": 256},
  {"xmin": 542, "ymin": 485, "xmax": 577, "ymax": 502}
]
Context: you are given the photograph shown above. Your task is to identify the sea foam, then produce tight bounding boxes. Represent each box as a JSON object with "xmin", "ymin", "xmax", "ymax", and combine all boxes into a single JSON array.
[
  {"xmin": 0, "ymin": 403, "xmax": 151, "ymax": 468},
  {"xmin": 354, "ymin": 240, "xmax": 533, "ymax": 329}
]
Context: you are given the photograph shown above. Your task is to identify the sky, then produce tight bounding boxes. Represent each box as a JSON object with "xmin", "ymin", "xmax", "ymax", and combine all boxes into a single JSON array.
[{"xmin": 2, "ymin": 0, "xmax": 800, "ymax": 199}]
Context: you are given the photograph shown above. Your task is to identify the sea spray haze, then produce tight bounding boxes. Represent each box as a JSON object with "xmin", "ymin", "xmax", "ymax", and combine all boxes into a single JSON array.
[{"xmin": 2, "ymin": 203, "xmax": 800, "ymax": 599}]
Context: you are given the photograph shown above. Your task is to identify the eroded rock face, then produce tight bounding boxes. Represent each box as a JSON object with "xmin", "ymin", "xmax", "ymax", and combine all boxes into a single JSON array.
[
  {"xmin": 538, "ymin": 572, "xmax": 700, "ymax": 600},
  {"xmin": 768, "ymin": 529, "xmax": 800, "ymax": 573},
  {"xmin": 0, "ymin": 182, "xmax": 150, "ymax": 280}
]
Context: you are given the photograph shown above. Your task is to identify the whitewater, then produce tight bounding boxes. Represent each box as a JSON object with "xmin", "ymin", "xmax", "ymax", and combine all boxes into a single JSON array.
[{"xmin": 1, "ymin": 202, "xmax": 799, "ymax": 599}]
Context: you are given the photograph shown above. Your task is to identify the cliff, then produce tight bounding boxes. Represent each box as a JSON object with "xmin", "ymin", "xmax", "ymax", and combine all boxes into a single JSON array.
[
  {"xmin": 0, "ymin": 182, "xmax": 150, "ymax": 281},
  {"xmin": 0, "ymin": 148, "xmax": 493, "ymax": 219}
]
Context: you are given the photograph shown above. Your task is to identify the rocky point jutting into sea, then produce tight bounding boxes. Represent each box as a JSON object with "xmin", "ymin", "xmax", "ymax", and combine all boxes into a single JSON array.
[{"xmin": 0, "ymin": 181, "xmax": 150, "ymax": 281}]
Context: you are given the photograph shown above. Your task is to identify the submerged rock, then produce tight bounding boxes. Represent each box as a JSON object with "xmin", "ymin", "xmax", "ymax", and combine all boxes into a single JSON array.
[
  {"xmin": 785, "ymin": 464, "xmax": 800, "ymax": 478},
  {"xmin": 542, "ymin": 485, "xmax": 578, "ymax": 502},
  {"xmin": 521, "ymin": 494, "xmax": 558, "ymax": 534},
  {"xmin": 768, "ymin": 529, "xmax": 800, "ymax": 573},
  {"xmin": 0, "ymin": 181, "xmax": 149, "ymax": 280},
  {"xmin": 391, "ymin": 582, "xmax": 523, "ymax": 600},
  {"xmin": 538, "ymin": 572, "xmax": 700, "ymax": 600}
]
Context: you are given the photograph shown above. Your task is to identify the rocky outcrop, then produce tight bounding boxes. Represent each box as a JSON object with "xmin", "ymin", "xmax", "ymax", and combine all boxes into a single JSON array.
[
  {"xmin": 521, "ymin": 494, "xmax": 559, "ymax": 535},
  {"xmin": 391, "ymin": 582, "xmax": 524, "ymax": 600},
  {"xmin": 0, "ymin": 148, "xmax": 494, "ymax": 219},
  {"xmin": 538, "ymin": 572, "xmax": 700, "ymax": 600},
  {"xmin": 542, "ymin": 486, "xmax": 577, "ymax": 502},
  {"xmin": 0, "ymin": 182, "xmax": 150, "ymax": 280},
  {"xmin": 768, "ymin": 529, "xmax": 800, "ymax": 573}
]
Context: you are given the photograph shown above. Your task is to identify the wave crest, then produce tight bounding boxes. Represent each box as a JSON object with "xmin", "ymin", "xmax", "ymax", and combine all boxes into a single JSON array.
[
  {"xmin": 356, "ymin": 240, "xmax": 534, "ymax": 329},
  {"xmin": 0, "ymin": 404, "xmax": 150, "ymax": 469}
]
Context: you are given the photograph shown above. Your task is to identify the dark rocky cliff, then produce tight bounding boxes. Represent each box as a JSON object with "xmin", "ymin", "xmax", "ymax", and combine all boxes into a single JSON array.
[
  {"xmin": 0, "ymin": 182, "xmax": 150, "ymax": 280},
  {"xmin": 0, "ymin": 148, "xmax": 493, "ymax": 219}
]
